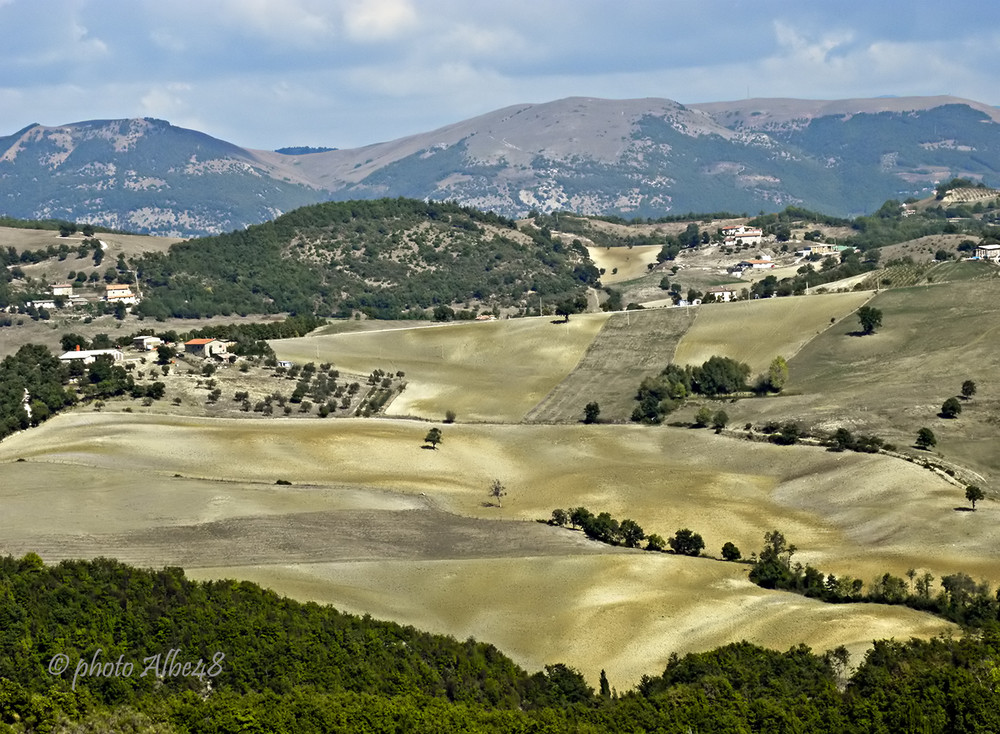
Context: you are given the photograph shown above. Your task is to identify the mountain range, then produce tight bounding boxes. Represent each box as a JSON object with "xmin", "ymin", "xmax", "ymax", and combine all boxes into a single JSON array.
[{"xmin": 2, "ymin": 95, "xmax": 999, "ymax": 236}]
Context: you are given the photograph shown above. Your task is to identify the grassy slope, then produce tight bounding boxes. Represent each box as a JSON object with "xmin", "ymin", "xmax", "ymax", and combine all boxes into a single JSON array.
[
  {"xmin": 525, "ymin": 307, "xmax": 695, "ymax": 423},
  {"xmin": 586, "ymin": 245, "xmax": 662, "ymax": 284},
  {"xmin": 271, "ymin": 314, "xmax": 610, "ymax": 422},
  {"xmin": 673, "ymin": 291, "xmax": 874, "ymax": 373},
  {"xmin": 0, "ymin": 413, "xmax": 956, "ymax": 687},
  {"xmin": 782, "ymin": 271, "xmax": 1000, "ymax": 483}
]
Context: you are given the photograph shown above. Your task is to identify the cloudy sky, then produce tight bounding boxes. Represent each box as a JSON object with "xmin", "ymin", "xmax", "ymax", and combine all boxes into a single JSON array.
[{"xmin": 1, "ymin": 0, "xmax": 997, "ymax": 150}]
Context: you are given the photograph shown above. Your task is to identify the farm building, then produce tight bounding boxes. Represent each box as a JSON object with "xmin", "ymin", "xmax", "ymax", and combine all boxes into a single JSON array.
[
  {"xmin": 184, "ymin": 338, "xmax": 228, "ymax": 358},
  {"xmin": 132, "ymin": 335, "xmax": 163, "ymax": 351},
  {"xmin": 797, "ymin": 244, "xmax": 849, "ymax": 256},
  {"xmin": 706, "ymin": 285, "xmax": 738, "ymax": 302},
  {"xmin": 975, "ymin": 244, "xmax": 1000, "ymax": 262},
  {"xmin": 105, "ymin": 284, "xmax": 138, "ymax": 305},
  {"xmin": 51, "ymin": 283, "xmax": 73, "ymax": 297},
  {"xmin": 58, "ymin": 348, "xmax": 125, "ymax": 365},
  {"xmin": 734, "ymin": 259, "xmax": 776, "ymax": 272},
  {"xmin": 721, "ymin": 226, "xmax": 763, "ymax": 246}
]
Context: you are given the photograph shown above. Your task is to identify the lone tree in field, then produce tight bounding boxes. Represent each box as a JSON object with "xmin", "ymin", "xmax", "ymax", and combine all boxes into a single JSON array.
[
  {"xmin": 423, "ymin": 427, "xmax": 443, "ymax": 449},
  {"xmin": 721, "ymin": 542, "xmax": 742, "ymax": 561},
  {"xmin": 965, "ymin": 485, "xmax": 985, "ymax": 511},
  {"xmin": 856, "ymin": 305, "xmax": 883, "ymax": 335},
  {"xmin": 583, "ymin": 401, "xmax": 601, "ymax": 424},
  {"xmin": 941, "ymin": 397, "xmax": 963, "ymax": 419},
  {"xmin": 915, "ymin": 427, "xmax": 937, "ymax": 450},
  {"xmin": 961, "ymin": 380, "xmax": 977, "ymax": 400},
  {"xmin": 488, "ymin": 478, "xmax": 507, "ymax": 508}
]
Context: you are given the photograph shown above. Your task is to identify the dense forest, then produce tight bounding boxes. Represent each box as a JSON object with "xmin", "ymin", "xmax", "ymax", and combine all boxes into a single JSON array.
[
  {"xmin": 130, "ymin": 198, "xmax": 598, "ymax": 320},
  {"xmin": 1, "ymin": 555, "xmax": 999, "ymax": 732}
]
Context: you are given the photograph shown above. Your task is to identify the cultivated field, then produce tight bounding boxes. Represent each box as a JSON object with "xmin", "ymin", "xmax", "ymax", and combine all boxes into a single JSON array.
[
  {"xmin": 0, "ymin": 413, "xmax": 961, "ymax": 686},
  {"xmin": 586, "ymin": 245, "xmax": 662, "ymax": 284},
  {"xmin": 189, "ymin": 556, "xmax": 950, "ymax": 688},
  {"xmin": 525, "ymin": 307, "xmax": 695, "ymax": 423},
  {"xmin": 673, "ymin": 290, "xmax": 873, "ymax": 372},
  {"xmin": 271, "ymin": 314, "xmax": 610, "ymax": 422}
]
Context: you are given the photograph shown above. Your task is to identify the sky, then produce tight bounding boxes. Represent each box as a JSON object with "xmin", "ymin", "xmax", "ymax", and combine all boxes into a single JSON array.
[{"xmin": 1, "ymin": 0, "xmax": 998, "ymax": 151}]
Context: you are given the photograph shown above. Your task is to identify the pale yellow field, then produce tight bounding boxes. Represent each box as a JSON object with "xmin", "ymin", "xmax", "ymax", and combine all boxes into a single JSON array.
[
  {"xmin": 188, "ymin": 556, "xmax": 951, "ymax": 687},
  {"xmin": 673, "ymin": 291, "xmax": 873, "ymax": 372},
  {"xmin": 587, "ymin": 245, "xmax": 662, "ymax": 283},
  {"xmin": 271, "ymin": 314, "xmax": 610, "ymax": 422},
  {"xmin": 0, "ymin": 412, "xmax": 972, "ymax": 685},
  {"xmin": 4, "ymin": 413, "xmax": 993, "ymax": 581}
]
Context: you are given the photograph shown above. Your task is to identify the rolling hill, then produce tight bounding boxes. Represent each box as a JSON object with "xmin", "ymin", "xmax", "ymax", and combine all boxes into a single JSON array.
[{"xmin": 2, "ymin": 96, "xmax": 1000, "ymax": 235}]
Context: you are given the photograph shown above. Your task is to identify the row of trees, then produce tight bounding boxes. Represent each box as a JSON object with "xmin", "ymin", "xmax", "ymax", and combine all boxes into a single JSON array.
[
  {"xmin": 547, "ymin": 508, "xmax": 730, "ymax": 558},
  {"xmin": 749, "ymin": 530, "xmax": 1000, "ymax": 626}
]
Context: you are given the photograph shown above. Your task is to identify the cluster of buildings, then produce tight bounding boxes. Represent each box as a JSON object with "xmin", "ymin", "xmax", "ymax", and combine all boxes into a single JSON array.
[
  {"xmin": 27, "ymin": 282, "xmax": 139, "ymax": 311},
  {"xmin": 58, "ymin": 335, "xmax": 231, "ymax": 365}
]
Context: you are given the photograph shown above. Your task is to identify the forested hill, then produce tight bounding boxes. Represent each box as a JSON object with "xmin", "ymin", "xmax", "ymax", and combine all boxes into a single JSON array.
[
  {"xmin": 4, "ymin": 555, "xmax": 1000, "ymax": 732},
  {"xmin": 133, "ymin": 198, "xmax": 598, "ymax": 320}
]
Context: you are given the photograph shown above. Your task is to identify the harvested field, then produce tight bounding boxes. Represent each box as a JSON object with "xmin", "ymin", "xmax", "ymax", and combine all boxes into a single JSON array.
[
  {"xmin": 586, "ymin": 245, "xmax": 662, "ymax": 284},
  {"xmin": 525, "ymin": 307, "xmax": 695, "ymax": 423},
  {"xmin": 0, "ymin": 413, "xmax": 964, "ymax": 686},
  {"xmin": 4, "ymin": 413, "xmax": 993, "ymax": 581},
  {"xmin": 188, "ymin": 556, "xmax": 952, "ymax": 688},
  {"xmin": 271, "ymin": 314, "xmax": 610, "ymax": 422},
  {"xmin": 673, "ymin": 291, "xmax": 873, "ymax": 372}
]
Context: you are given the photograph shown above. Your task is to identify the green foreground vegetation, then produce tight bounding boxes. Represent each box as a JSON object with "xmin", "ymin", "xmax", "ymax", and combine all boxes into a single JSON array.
[{"xmin": 2, "ymin": 555, "xmax": 1000, "ymax": 733}]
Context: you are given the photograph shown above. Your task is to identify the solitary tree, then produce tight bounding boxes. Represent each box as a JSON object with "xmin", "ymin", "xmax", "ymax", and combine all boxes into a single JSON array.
[
  {"xmin": 424, "ymin": 427, "xmax": 443, "ymax": 449},
  {"xmin": 961, "ymin": 380, "xmax": 977, "ymax": 400},
  {"xmin": 488, "ymin": 478, "xmax": 507, "ymax": 507},
  {"xmin": 915, "ymin": 427, "xmax": 937, "ymax": 450},
  {"xmin": 941, "ymin": 397, "xmax": 962, "ymax": 419},
  {"xmin": 711, "ymin": 410, "xmax": 729, "ymax": 432},
  {"xmin": 444, "ymin": 410, "xmax": 457, "ymax": 424},
  {"xmin": 965, "ymin": 485, "xmax": 985, "ymax": 511},
  {"xmin": 583, "ymin": 401, "xmax": 601, "ymax": 424},
  {"xmin": 856, "ymin": 305, "xmax": 883, "ymax": 335}
]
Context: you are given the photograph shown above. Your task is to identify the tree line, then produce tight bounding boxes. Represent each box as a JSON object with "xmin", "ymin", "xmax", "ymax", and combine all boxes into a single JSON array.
[{"xmin": 4, "ymin": 554, "xmax": 1000, "ymax": 731}]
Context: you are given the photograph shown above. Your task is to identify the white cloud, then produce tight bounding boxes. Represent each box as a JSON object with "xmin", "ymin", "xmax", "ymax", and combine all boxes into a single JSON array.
[{"xmin": 342, "ymin": 0, "xmax": 417, "ymax": 41}]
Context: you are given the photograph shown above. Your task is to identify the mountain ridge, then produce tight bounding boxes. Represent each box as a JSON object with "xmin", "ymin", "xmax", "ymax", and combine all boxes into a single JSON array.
[{"xmin": 2, "ymin": 95, "xmax": 999, "ymax": 236}]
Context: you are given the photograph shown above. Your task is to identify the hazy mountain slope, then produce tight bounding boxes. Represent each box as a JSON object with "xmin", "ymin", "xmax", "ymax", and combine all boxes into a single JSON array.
[
  {"xmin": 2, "ymin": 96, "xmax": 999, "ymax": 235},
  {"xmin": 0, "ymin": 118, "xmax": 328, "ymax": 236}
]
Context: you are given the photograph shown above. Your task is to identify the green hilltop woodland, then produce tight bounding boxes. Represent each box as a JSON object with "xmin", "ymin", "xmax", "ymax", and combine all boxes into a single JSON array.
[
  {"xmin": 2, "ymin": 555, "xmax": 1000, "ymax": 732},
  {"xmin": 129, "ymin": 198, "xmax": 599, "ymax": 320},
  {"xmin": 2, "ymin": 186, "xmax": 999, "ymax": 320}
]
